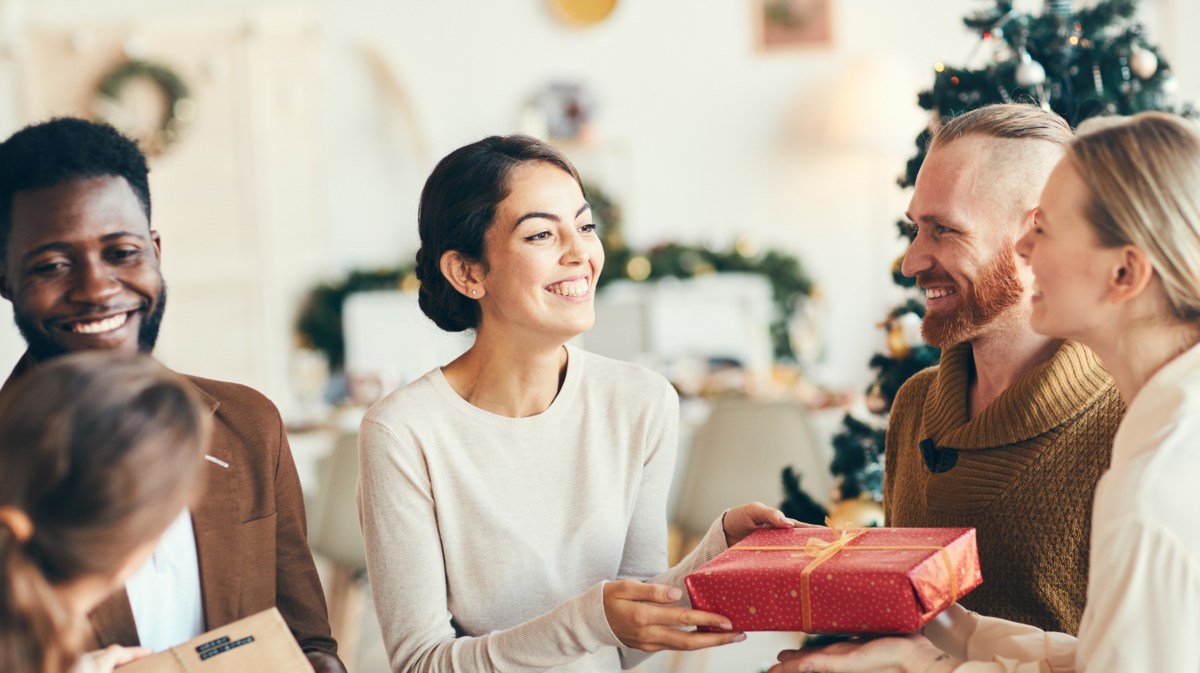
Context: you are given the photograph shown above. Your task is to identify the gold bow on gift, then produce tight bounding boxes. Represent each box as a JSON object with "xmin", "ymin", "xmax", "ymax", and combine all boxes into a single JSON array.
[
  {"xmin": 800, "ymin": 518, "xmax": 869, "ymax": 561},
  {"xmin": 734, "ymin": 519, "xmax": 960, "ymax": 632}
]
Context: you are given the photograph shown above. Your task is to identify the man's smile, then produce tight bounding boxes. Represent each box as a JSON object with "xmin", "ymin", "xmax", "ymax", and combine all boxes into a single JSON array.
[
  {"xmin": 54, "ymin": 307, "xmax": 142, "ymax": 336},
  {"xmin": 63, "ymin": 312, "xmax": 130, "ymax": 334}
]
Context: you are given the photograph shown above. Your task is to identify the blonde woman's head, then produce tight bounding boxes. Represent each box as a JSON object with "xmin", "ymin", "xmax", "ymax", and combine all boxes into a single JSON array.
[{"xmin": 1069, "ymin": 111, "xmax": 1200, "ymax": 323}]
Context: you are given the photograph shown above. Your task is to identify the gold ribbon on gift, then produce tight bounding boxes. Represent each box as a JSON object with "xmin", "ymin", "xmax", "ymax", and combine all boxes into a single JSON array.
[{"xmin": 733, "ymin": 520, "xmax": 961, "ymax": 632}]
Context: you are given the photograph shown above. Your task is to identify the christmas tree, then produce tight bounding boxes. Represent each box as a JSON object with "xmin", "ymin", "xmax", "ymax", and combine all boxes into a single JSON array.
[{"xmin": 782, "ymin": 0, "xmax": 1195, "ymax": 526}]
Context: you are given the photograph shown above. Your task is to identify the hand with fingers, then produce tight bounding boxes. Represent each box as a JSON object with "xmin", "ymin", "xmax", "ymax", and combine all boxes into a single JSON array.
[
  {"xmin": 721, "ymin": 501, "xmax": 815, "ymax": 547},
  {"xmin": 603, "ymin": 580, "xmax": 747, "ymax": 652},
  {"xmin": 84, "ymin": 644, "xmax": 151, "ymax": 673},
  {"xmin": 768, "ymin": 634, "xmax": 960, "ymax": 673}
]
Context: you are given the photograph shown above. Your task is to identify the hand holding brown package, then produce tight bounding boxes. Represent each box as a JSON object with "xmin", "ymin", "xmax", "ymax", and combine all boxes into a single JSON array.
[{"xmin": 117, "ymin": 608, "xmax": 314, "ymax": 673}]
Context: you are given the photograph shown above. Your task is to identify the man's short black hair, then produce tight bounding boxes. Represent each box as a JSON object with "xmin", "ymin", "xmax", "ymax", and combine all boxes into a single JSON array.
[{"xmin": 0, "ymin": 117, "xmax": 151, "ymax": 261}]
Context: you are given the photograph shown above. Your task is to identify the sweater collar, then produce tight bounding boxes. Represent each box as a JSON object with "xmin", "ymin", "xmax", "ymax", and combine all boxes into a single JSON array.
[{"xmin": 921, "ymin": 340, "xmax": 1115, "ymax": 450}]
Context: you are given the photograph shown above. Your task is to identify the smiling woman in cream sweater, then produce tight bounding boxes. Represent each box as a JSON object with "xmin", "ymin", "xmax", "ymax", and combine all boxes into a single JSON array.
[{"xmin": 357, "ymin": 134, "xmax": 796, "ymax": 673}]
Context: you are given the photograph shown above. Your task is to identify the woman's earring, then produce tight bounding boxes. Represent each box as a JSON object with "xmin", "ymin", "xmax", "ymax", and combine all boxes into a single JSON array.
[{"xmin": 470, "ymin": 290, "xmax": 478, "ymax": 296}]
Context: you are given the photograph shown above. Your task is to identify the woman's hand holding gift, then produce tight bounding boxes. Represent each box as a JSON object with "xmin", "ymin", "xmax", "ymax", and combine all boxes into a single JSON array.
[{"xmin": 722, "ymin": 501, "xmax": 811, "ymax": 547}]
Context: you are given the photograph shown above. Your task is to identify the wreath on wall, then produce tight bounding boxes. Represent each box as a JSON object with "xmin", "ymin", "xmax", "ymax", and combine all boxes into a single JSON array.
[
  {"xmin": 94, "ymin": 59, "xmax": 194, "ymax": 156},
  {"xmin": 295, "ymin": 183, "xmax": 814, "ymax": 369}
]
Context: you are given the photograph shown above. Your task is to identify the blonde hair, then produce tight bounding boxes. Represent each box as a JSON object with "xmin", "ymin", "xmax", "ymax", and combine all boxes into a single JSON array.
[
  {"xmin": 929, "ymin": 102, "xmax": 1073, "ymax": 150},
  {"xmin": 1069, "ymin": 111, "xmax": 1200, "ymax": 322},
  {"xmin": 928, "ymin": 103, "xmax": 1074, "ymax": 227}
]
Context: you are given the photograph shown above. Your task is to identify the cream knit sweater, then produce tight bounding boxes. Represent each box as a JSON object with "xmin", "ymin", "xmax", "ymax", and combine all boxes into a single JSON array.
[
  {"xmin": 885, "ymin": 341, "xmax": 1124, "ymax": 634},
  {"xmin": 357, "ymin": 345, "xmax": 729, "ymax": 673}
]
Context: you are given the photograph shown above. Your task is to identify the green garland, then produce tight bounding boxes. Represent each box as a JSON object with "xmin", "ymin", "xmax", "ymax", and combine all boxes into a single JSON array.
[
  {"xmin": 598, "ymin": 242, "xmax": 813, "ymax": 359},
  {"xmin": 591, "ymin": 182, "xmax": 813, "ymax": 359},
  {"xmin": 296, "ymin": 267, "xmax": 417, "ymax": 370},
  {"xmin": 95, "ymin": 59, "xmax": 193, "ymax": 156},
  {"xmin": 296, "ymin": 183, "xmax": 814, "ymax": 368}
]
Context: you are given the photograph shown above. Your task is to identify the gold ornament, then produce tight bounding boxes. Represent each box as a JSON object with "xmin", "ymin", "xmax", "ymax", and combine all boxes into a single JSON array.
[
  {"xmin": 549, "ymin": 0, "xmax": 618, "ymax": 25},
  {"xmin": 827, "ymin": 498, "xmax": 885, "ymax": 528},
  {"xmin": 865, "ymin": 383, "xmax": 888, "ymax": 414},
  {"xmin": 886, "ymin": 321, "xmax": 912, "ymax": 359},
  {"xmin": 735, "ymin": 235, "xmax": 760, "ymax": 258},
  {"xmin": 625, "ymin": 255, "xmax": 652, "ymax": 281}
]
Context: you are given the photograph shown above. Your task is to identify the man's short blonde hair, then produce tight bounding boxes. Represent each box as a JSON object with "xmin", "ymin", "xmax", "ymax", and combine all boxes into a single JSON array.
[
  {"xmin": 926, "ymin": 104, "xmax": 1073, "ymax": 228},
  {"xmin": 929, "ymin": 103, "xmax": 1073, "ymax": 151}
]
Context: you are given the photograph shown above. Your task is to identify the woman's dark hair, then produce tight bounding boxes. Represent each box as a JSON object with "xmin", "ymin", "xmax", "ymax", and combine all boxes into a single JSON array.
[
  {"xmin": 415, "ymin": 134, "xmax": 583, "ymax": 332},
  {"xmin": 0, "ymin": 353, "xmax": 209, "ymax": 673}
]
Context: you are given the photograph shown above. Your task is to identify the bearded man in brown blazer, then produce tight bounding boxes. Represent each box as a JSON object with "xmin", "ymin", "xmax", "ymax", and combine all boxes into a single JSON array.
[{"xmin": 0, "ymin": 118, "xmax": 346, "ymax": 673}]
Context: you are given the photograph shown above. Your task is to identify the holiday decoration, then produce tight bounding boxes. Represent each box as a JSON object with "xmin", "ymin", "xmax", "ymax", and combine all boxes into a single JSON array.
[
  {"xmin": 549, "ymin": 0, "xmax": 618, "ymax": 26},
  {"xmin": 297, "ymin": 266, "xmax": 415, "ymax": 370},
  {"xmin": 94, "ymin": 59, "xmax": 193, "ymax": 156},
  {"xmin": 1129, "ymin": 46, "xmax": 1158, "ymax": 79},
  {"xmin": 884, "ymin": 310, "xmax": 924, "ymax": 359},
  {"xmin": 903, "ymin": 0, "xmax": 1195, "ymax": 188},
  {"xmin": 864, "ymin": 384, "xmax": 888, "ymax": 415},
  {"xmin": 1014, "ymin": 51, "xmax": 1047, "ymax": 87},
  {"xmin": 788, "ymin": 0, "xmax": 1196, "ymax": 520},
  {"xmin": 827, "ymin": 497, "xmax": 885, "ymax": 528},
  {"xmin": 297, "ymin": 183, "xmax": 813, "ymax": 373},
  {"xmin": 826, "ymin": 414, "xmax": 886, "ymax": 503},
  {"xmin": 685, "ymin": 526, "xmax": 982, "ymax": 633},
  {"xmin": 780, "ymin": 466, "xmax": 829, "ymax": 524},
  {"xmin": 587, "ymin": 184, "xmax": 814, "ymax": 360}
]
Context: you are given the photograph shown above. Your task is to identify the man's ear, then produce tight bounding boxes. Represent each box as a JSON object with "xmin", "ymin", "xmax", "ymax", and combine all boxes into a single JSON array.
[
  {"xmin": 439, "ymin": 250, "xmax": 486, "ymax": 299},
  {"xmin": 1109, "ymin": 244, "xmax": 1156, "ymax": 305},
  {"xmin": 0, "ymin": 269, "xmax": 10, "ymax": 301},
  {"xmin": 150, "ymin": 229, "xmax": 162, "ymax": 259}
]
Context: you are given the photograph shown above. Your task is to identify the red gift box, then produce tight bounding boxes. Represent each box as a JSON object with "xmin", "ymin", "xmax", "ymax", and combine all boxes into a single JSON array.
[{"xmin": 685, "ymin": 526, "xmax": 982, "ymax": 634}]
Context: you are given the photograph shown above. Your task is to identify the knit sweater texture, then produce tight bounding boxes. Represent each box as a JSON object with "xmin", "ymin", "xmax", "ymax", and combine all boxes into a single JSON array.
[
  {"xmin": 884, "ymin": 340, "xmax": 1123, "ymax": 634},
  {"xmin": 357, "ymin": 345, "xmax": 729, "ymax": 673}
]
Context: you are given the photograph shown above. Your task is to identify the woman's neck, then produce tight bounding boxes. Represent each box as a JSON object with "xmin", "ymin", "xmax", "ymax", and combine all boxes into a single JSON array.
[
  {"xmin": 441, "ymin": 333, "xmax": 569, "ymax": 418},
  {"xmin": 1086, "ymin": 320, "xmax": 1200, "ymax": 403}
]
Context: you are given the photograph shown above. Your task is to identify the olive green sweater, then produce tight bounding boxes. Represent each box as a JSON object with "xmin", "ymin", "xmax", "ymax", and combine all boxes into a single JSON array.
[{"xmin": 884, "ymin": 340, "xmax": 1124, "ymax": 635}]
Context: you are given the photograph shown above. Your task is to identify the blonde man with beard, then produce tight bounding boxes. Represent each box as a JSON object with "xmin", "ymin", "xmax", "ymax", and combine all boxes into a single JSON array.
[{"xmin": 883, "ymin": 103, "xmax": 1124, "ymax": 635}]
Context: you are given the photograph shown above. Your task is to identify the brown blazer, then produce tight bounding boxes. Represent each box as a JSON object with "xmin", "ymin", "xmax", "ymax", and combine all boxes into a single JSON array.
[{"xmin": 1, "ymin": 356, "xmax": 340, "ymax": 661}]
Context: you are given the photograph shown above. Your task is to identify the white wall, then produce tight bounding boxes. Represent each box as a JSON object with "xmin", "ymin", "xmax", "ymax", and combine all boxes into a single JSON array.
[
  {"xmin": 0, "ymin": 0, "xmax": 1195, "ymax": 397},
  {"xmin": 318, "ymin": 0, "xmax": 969, "ymax": 388}
]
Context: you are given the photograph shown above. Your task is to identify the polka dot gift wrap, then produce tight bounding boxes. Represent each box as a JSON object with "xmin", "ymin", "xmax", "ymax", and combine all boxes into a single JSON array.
[{"xmin": 685, "ymin": 526, "xmax": 982, "ymax": 634}]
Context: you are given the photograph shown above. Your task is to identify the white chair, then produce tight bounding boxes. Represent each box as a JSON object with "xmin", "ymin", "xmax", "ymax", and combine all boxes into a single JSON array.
[
  {"xmin": 663, "ymin": 399, "xmax": 825, "ymax": 673},
  {"xmin": 342, "ymin": 290, "xmax": 473, "ymax": 401},
  {"xmin": 306, "ymin": 431, "xmax": 369, "ymax": 667},
  {"xmin": 672, "ymin": 399, "xmax": 832, "ymax": 540},
  {"xmin": 588, "ymin": 274, "xmax": 776, "ymax": 379}
]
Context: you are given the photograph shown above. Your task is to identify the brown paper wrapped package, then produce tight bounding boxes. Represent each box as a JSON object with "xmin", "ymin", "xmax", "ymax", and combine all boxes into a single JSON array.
[{"xmin": 116, "ymin": 608, "xmax": 313, "ymax": 673}]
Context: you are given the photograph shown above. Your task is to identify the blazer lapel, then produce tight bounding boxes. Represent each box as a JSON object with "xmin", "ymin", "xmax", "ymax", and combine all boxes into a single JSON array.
[
  {"xmin": 0, "ymin": 352, "xmax": 34, "ymax": 408},
  {"xmin": 185, "ymin": 379, "xmax": 243, "ymax": 631},
  {"xmin": 88, "ymin": 589, "xmax": 140, "ymax": 647}
]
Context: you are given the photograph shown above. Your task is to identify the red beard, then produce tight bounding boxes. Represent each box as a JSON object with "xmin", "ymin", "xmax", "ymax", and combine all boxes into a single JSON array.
[{"xmin": 918, "ymin": 244, "xmax": 1024, "ymax": 348}]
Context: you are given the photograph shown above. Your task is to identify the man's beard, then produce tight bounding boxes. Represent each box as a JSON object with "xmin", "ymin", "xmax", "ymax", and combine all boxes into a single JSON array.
[
  {"xmin": 14, "ymin": 286, "xmax": 168, "ymax": 363},
  {"xmin": 919, "ymin": 246, "xmax": 1024, "ymax": 348}
]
